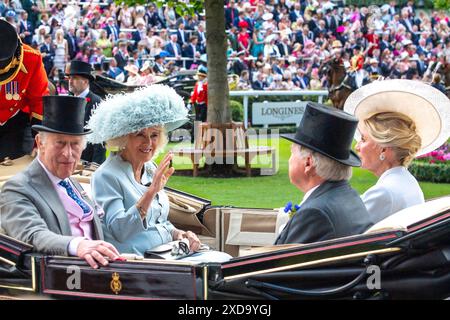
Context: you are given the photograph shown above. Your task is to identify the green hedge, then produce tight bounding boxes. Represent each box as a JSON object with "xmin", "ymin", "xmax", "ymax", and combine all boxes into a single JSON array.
[
  {"xmin": 230, "ymin": 100, "xmax": 244, "ymax": 122},
  {"xmin": 409, "ymin": 162, "xmax": 450, "ymax": 183}
]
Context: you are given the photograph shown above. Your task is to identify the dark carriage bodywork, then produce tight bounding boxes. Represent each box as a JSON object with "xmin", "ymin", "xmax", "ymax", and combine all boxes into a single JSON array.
[
  {"xmin": 90, "ymin": 71, "xmax": 196, "ymax": 102},
  {"xmin": 1, "ymin": 195, "xmax": 450, "ymax": 300}
]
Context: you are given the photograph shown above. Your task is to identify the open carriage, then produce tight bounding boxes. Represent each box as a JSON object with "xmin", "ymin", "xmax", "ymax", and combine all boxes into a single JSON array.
[
  {"xmin": 1, "ymin": 157, "xmax": 450, "ymax": 300},
  {"xmin": 89, "ymin": 70, "xmax": 197, "ymax": 101}
]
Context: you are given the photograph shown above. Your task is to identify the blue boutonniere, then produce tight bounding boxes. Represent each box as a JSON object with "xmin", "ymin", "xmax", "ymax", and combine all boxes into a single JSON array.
[{"xmin": 284, "ymin": 201, "xmax": 301, "ymax": 219}]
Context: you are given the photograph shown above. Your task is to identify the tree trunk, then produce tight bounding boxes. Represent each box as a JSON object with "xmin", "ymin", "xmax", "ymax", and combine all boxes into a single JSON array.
[
  {"xmin": 205, "ymin": 0, "xmax": 230, "ymax": 123},
  {"xmin": 203, "ymin": 1, "xmax": 234, "ymax": 175}
]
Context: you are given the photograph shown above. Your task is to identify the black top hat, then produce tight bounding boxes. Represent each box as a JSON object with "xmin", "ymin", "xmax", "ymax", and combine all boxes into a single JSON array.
[
  {"xmin": 93, "ymin": 63, "xmax": 102, "ymax": 71},
  {"xmin": 282, "ymin": 102, "xmax": 361, "ymax": 167},
  {"xmin": 0, "ymin": 20, "xmax": 21, "ymax": 83},
  {"xmin": 32, "ymin": 96, "xmax": 92, "ymax": 135},
  {"xmin": 0, "ymin": 20, "xmax": 18, "ymax": 63},
  {"xmin": 66, "ymin": 60, "xmax": 95, "ymax": 81}
]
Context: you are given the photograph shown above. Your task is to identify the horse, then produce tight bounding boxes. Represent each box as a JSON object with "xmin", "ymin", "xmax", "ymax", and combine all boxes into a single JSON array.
[{"xmin": 320, "ymin": 59, "xmax": 353, "ymax": 110}]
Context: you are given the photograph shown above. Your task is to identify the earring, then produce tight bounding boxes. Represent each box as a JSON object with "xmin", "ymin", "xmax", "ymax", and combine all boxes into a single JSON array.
[{"xmin": 379, "ymin": 153, "xmax": 385, "ymax": 161}]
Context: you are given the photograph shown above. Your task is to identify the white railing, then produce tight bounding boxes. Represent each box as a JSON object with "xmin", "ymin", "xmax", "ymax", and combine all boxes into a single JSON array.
[{"xmin": 229, "ymin": 90, "xmax": 329, "ymax": 129}]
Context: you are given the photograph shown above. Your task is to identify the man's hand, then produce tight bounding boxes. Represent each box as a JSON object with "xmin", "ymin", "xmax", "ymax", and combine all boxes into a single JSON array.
[
  {"xmin": 173, "ymin": 229, "xmax": 201, "ymax": 252},
  {"xmin": 77, "ymin": 240, "xmax": 120, "ymax": 269}
]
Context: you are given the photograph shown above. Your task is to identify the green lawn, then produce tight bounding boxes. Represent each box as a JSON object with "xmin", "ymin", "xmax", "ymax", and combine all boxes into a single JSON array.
[{"xmin": 157, "ymin": 138, "xmax": 450, "ymax": 208}]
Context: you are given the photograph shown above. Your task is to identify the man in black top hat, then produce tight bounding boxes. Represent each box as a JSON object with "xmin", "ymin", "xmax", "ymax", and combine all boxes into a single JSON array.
[
  {"xmin": 275, "ymin": 103, "xmax": 372, "ymax": 245},
  {"xmin": 152, "ymin": 54, "xmax": 166, "ymax": 76},
  {"xmin": 0, "ymin": 19, "xmax": 49, "ymax": 161},
  {"xmin": 0, "ymin": 96, "xmax": 120, "ymax": 269},
  {"xmin": 67, "ymin": 60, "xmax": 106, "ymax": 165}
]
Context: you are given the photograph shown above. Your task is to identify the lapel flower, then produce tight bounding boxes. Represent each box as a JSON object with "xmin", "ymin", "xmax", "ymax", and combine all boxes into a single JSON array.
[
  {"xmin": 284, "ymin": 201, "xmax": 301, "ymax": 219},
  {"xmin": 86, "ymin": 97, "xmax": 91, "ymax": 103}
]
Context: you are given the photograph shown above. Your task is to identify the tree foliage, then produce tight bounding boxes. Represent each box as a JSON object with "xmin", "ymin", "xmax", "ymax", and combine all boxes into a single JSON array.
[
  {"xmin": 119, "ymin": 0, "xmax": 204, "ymax": 16},
  {"xmin": 434, "ymin": 0, "xmax": 450, "ymax": 10}
]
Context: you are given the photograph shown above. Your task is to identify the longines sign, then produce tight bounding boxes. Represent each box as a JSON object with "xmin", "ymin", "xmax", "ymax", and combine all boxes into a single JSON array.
[{"xmin": 252, "ymin": 101, "xmax": 307, "ymax": 125}]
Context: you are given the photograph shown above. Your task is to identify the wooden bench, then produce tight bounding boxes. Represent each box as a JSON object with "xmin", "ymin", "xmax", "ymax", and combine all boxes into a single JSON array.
[{"xmin": 172, "ymin": 122, "xmax": 277, "ymax": 177}]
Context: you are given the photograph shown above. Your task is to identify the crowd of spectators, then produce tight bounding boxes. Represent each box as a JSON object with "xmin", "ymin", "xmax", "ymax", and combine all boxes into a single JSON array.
[{"xmin": 1, "ymin": 0, "xmax": 449, "ymax": 93}]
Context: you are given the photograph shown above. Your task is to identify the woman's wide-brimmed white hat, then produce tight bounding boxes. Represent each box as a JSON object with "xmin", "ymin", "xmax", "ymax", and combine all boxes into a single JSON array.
[
  {"xmin": 262, "ymin": 12, "xmax": 273, "ymax": 21},
  {"xmin": 344, "ymin": 79, "xmax": 450, "ymax": 156},
  {"xmin": 86, "ymin": 85, "xmax": 188, "ymax": 144},
  {"xmin": 124, "ymin": 64, "xmax": 139, "ymax": 75}
]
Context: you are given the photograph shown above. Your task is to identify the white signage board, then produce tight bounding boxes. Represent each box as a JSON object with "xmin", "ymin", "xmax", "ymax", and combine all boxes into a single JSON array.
[{"xmin": 252, "ymin": 101, "xmax": 307, "ymax": 126}]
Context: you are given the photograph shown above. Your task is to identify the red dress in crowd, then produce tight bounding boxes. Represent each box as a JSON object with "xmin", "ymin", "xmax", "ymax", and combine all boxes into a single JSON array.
[{"xmin": 237, "ymin": 31, "xmax": 251, "ymax": 52}]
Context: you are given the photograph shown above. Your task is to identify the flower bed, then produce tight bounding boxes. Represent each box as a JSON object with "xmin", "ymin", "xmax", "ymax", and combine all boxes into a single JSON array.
[{"xmin": 409, "ymin": 143, "xmax": 450, "ymax": 183}]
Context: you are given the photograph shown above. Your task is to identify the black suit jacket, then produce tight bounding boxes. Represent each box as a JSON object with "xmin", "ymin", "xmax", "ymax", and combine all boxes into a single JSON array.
[
  {"xmin": 183, "ymin": 43, "xmax": 198, "ymax": 69},
  {"xmin": 39, "ymin": 43, "xmax": 55, "ymax": 75},
  {"xmin": 81, "ymin": 91, "xmax": 106, "ymax": 165},
  {"xmin": 65, "ymin": 34, "xmax": 78, "ymax": 60},
  {"xmin": 289, "ymin": 10, "xmax": 302, "ymax": 23},
  {"xmin": 195, "ymin": 31, "xmax": 207, "ymax": 53},
  {"xmin": 19, "ymin": 20, "xmax": 33, "ymax": 45},
  {"xmin": 105, "ymin": 25, "xmax": 120, "ymax": 41},
  {"xmin": 275, "ymin": 180, "xmax": 372, "ymax": 245},
  {"xmin": 400, "ymin": 18, "xmax": 414, "ymax": 33},
  {"xmin": 225, "ymin": 7, "xmax": 239, "ymax": 28},
  {"xmin": 277, "ymin": 43, "xmax": 292, "ymax": 57},
  {"xmin": 114, "ymin": 52, "xmax": 128, "ymax": 70},
  {"xmin": 295, "ymin": 32, "xmax": 312, "ymax": 46},
  {"xmin": 252, "ymin": 80, "xmax": 267, "ymax": 90},
  {"xmin": 232, "ymin": 60, "xmax": 248, "ymax": 76},
  {"xmin": 131, "ymin": 31, "xmax": 142, "ymax": 49},
  {"xmin": 164, "ymin": 42, "xmax": 182, "ymax": 57},
  {"xmin": 176, "ymin": 30, "xmax": 188, "ymax": 46}
]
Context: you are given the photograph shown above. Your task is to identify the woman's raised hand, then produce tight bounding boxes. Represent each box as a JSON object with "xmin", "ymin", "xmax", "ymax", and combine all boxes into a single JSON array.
[{"xmin": 148, "ymin": 152, "xmax": 174, "ymax": 195}]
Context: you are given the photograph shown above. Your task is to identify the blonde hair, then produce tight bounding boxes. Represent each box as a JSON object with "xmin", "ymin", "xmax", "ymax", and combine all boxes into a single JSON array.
[
  {"xmin": 364, "ymin": 112, "xmax": 421, "ymax": 167},
  {"xmin": 298, "ymin": 146, "xmax": 352, "ymax": 181},
  {"xmin": 107, "ymin": 126, "xmax": 168, "ymax": 158}
]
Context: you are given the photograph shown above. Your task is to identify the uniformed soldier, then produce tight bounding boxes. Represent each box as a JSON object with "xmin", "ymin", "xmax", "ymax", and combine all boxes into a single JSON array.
[
  {"xmin": 349, "ymin": 45, "xmax": 367, "ymax": 88},
  {"xmin": 350, "ymin": 45, "xmax": 365, "ymax": 72},
  {"xmin": 190, "ymin": 65, "xmax": 208, "ymax": 122},
  {"xmin": 0, "ymin": 19, "xmax": 49, "ymax": 160}
]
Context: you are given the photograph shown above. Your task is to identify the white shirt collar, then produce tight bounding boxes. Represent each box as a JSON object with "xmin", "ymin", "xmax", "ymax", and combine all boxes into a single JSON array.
[
  {"xmin": 300, "ymin": 184, "xmax": 321, "ymax": 205},
  {"xmin": 75, "ymin": 87, "xmax": 90, "ymax": 98}
]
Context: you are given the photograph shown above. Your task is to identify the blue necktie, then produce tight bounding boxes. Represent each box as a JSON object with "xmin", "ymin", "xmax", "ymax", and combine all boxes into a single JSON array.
[{"xmin": 59, "ymin": 180, "xmax": 91, "ymax": 215}]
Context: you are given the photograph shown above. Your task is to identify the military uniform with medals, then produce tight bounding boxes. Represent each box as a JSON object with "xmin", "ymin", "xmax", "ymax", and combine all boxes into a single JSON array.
[
  {"xmin": 349, "ymin": 46, "xmax": 367, "ymax": 89},
  {"xmin": 0, "ymin": 20, "xmax": 49, "ymax": 160}
]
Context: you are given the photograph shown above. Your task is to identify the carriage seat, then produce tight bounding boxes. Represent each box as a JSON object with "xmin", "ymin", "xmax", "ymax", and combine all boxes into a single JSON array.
[{"xmin": 364, "ymin": 196, "xmax": 450, "ymax": 234}]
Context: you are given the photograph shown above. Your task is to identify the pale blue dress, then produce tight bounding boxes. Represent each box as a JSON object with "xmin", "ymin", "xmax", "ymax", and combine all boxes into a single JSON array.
[{"xmin": 91, "ymin": 154, "xmax": 174, "ymax": 255}]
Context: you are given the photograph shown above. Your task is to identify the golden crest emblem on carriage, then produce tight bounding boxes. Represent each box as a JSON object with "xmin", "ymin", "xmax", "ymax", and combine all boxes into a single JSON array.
[{"xmin": 110, "ymin": 272, "xmax": 122, "ymax": 295}]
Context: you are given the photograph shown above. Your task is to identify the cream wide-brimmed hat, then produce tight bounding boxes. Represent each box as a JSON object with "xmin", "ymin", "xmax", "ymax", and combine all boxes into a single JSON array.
[
  {"xmin": 124, "ymin": 64, "xmax": 139, "ymax": 75},
  {"xmin": 262, "ymin": 12, "xmax": 273, "ymax": 21},
  {"xmin": 344, "ymin": 79, "xmax": 450, "ymax": 156}
]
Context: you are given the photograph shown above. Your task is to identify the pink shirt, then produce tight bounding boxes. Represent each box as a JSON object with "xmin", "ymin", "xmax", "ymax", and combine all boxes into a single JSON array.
[{"xmin": 37, "ymin": 159, "xmax": 94, "ymax": 240}]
